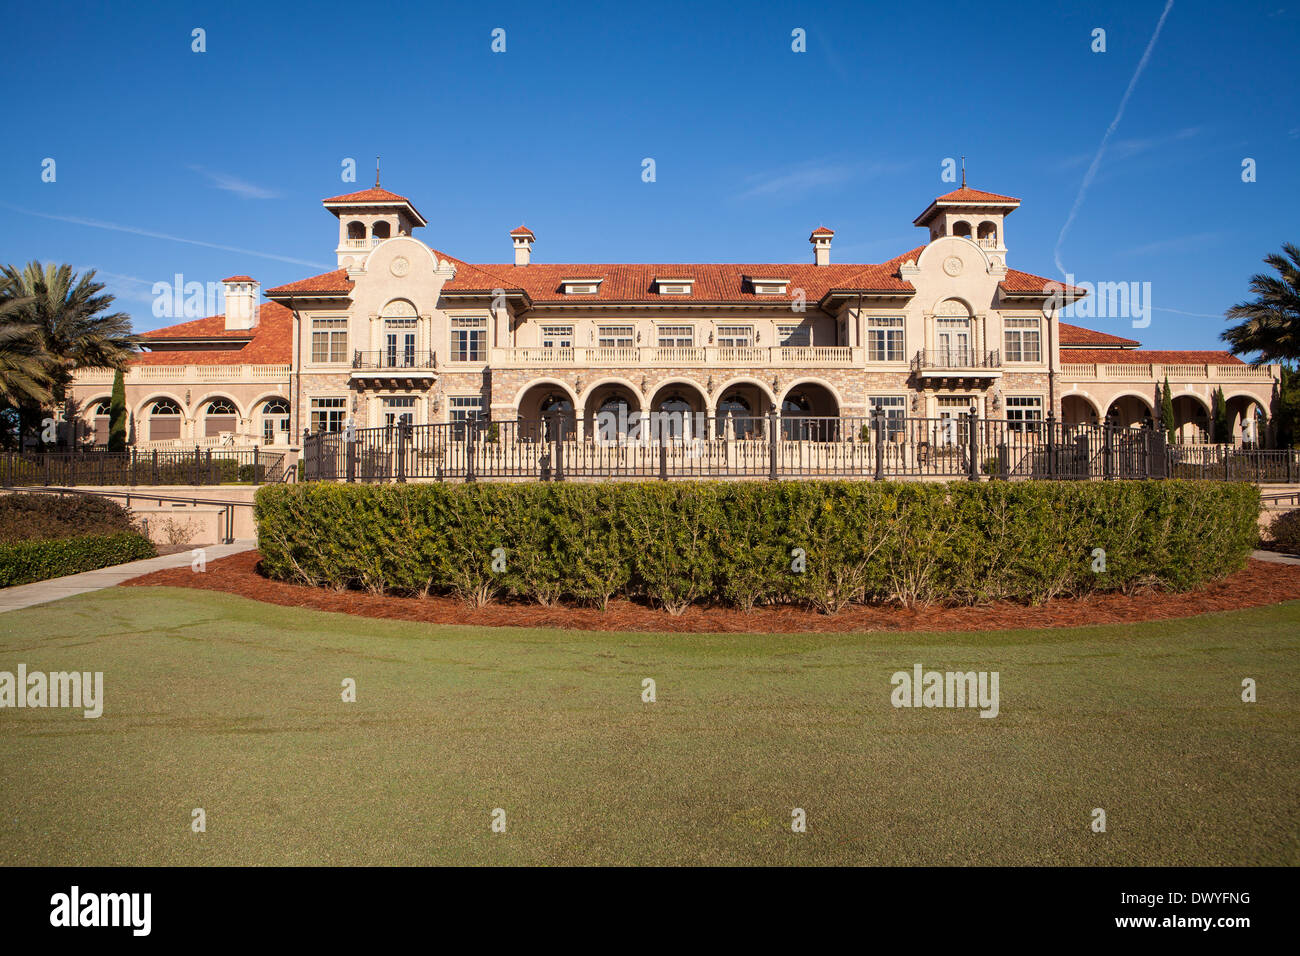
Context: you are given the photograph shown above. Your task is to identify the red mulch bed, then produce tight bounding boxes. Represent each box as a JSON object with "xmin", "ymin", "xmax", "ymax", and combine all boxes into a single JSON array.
[{"xmin": 118, "ymin": 550, "xmax": 1300, "ymax": 634}]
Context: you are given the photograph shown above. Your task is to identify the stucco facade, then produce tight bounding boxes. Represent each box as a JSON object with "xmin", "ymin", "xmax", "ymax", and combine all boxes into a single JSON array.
[{"xmin": 67, "ymin": 182, "xmax": 1279, "ymax": 451}]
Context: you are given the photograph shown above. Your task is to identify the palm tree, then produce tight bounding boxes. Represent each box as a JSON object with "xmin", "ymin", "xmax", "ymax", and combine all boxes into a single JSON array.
[
  {"xmin": 0, "ymin": 276, "xmax": 51, "ymax": 410},
  {"xmin": 1223, "ymin": 242, "xmax": 1300, "ymax": 362},
  {"xmin": 0, "ymin": 262, "xmax": 137, "ymax": 446}
]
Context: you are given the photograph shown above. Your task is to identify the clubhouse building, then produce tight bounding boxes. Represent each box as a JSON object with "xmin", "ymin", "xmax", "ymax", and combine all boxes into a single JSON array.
[{"xmin": 68, "ymin": 183, "xmax": 1278, "ymax": 451}]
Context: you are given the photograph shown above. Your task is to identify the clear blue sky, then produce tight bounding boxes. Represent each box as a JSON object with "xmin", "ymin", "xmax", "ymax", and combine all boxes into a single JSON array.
[{"xmin": 1, "ymin": 0, "xmax": 1297, "ymax": 349}]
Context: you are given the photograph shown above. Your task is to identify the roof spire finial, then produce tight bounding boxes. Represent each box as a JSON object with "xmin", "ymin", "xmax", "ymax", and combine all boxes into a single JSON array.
[
  {"xmin": 960, "ymin": 156, "xmax": 966, "ymax": 189},
  {"xmin": 375, "ymin": 155, "xmax": 381, "ymax": 188}
]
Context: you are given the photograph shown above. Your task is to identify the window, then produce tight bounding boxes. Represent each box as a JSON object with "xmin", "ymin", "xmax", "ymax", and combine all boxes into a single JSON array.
[
  {"xmin": 869, "ymin": 396, "xmax": 907, "ymax": 438},
  {"xmin": 716, "ymin": 326, "xmax": 753, "ymax": 349},
  {"xmin": 750, "ymin": 278, "xmax": 789, "ymax": 295},
  {"xmin": 935, "ymin": 317, "xmax": 972, "ymax": 365},
  {"xmin": 657, "ymin": 325, "xmax": 694, "ymax": 348},
  {"xmin": 1005, "ymin": 396, "xmax": 1044, "ymax": 433},
  {"xmin": 867, "ymin": 316, "xmax": 905, "ymax": 362},
  {"xmin": 779, "ymin": 324, "xmax": 810, "ymax": 347},
  {"xmin": 311, "ymin": 318, "xmax": 349, "ymax": 364},
  {"xmin": 384, "ymin": 317, "xmax": 418, "ymax": 368},
  {"xmin": 450, "ymin": 315, "xmax": 487, "ymax": 362},
  {"xmin": 382, "ymin": 396, "xmax": 417, "ymax": 427},
  {"xmin": 1003, "ymin": 317, "xmax": 1041, "ymax": 363},
  {"xmin": 562, "ymin": 280, "xmax": 601, "ymax": 295},
  {"xmin": 598, "ymin": 325, "xmax": 634, "ymax": 349},
  {"xmin": 449, "ymin": 396, "xmax": 485, "ymax": 438},
  {"xmin": 541, "ymin": 325, "xmax": 573, "ymax": 349},
  {"xmin": 656, "ymin": 279, "xmax": 693, "ymax": 295},
  {"xmin": 310, "ymin": 397, "xmax": 347, "ymax": 434}
]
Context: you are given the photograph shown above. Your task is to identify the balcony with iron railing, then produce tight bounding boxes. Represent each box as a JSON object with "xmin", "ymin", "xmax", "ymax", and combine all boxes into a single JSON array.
[
  {"xmin": 911, "ymin": 349, "xmax": 1002, "ymax": 376},
  {"xmin": 351, "ymin": 349, "xmax": 438, "ymax": 372}
]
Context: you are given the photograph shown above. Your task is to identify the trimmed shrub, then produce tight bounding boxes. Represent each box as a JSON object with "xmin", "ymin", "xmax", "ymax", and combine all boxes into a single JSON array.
[
  {"xmin": 255, "ymin": 480, "xmax": 1261, "ymax": 613},
  {"xmin": 0, "ymin": 492, "xmax": 140, "ymax": 542},
  {"xmin": 0, "ymin": 531, "xmax": 156, "ymax": 587},
  {"xmin": 1265, "ymin": 509, "xmax": 1300, "ymax": 555}
]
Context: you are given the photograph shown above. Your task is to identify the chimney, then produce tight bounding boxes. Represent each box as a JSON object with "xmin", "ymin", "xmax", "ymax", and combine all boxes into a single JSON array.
[
  {"xmin": 810, "ymin": 227, "xmax": 834, "ymax": 266},
  {"xmin": 511, "ymin": 225, "xmax": 535, "ymax": 266},
  {"xmin": 221, "ymin": 276, "xmax": 260, "ymax": 330}
]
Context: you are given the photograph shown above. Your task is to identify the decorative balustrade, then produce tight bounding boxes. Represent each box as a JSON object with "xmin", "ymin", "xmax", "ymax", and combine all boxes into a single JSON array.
[
  {"xmin": 490, "ymin": 345, "xmax": 859, "ymax": 367},
  {"xmin": 75, "ymin": 364, "xmax": 290, "ymax": 385},
  {"xmin": 1061, "ymin": 363, "xmax": 1275, "ymax": 382}
]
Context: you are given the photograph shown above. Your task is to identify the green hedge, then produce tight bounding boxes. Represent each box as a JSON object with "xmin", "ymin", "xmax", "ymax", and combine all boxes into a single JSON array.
[
  {"xmin": 0, "ymin": 531, "xmax": 156, "ymax": 588},
  {"xmin": 255, "ymin": 480, "xmax": 1261, "ymax": 613}
]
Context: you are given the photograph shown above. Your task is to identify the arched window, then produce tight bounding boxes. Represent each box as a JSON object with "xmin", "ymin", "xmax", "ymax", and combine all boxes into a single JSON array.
[
  {"xmin": 346, "ymin": 220, "xmax": 366, "ymax": 240},
  {"xmin": 91, "ymin": 399, "xmax": 112, "ymax": 444},
  {"xmin": 952, "ymin": 220, "xmax": 972, "ymax": 238},
  {"xmin": 977, "ymin": 220, "xmax": 998, "ymax": 243},
  {"xmin": 203, "ymin": 398, "xmax": 238, "ymax": 437},
  {"xmin": 381, "ymin": 299, "xmax": 419, "ymax": 368},
  {"xmin": 148, "ymin": 398, "xmax": 182, "ymax": 442},
  {"xmin": 372, "ymin": 220, "xmax": 391, "ymax": 240}
]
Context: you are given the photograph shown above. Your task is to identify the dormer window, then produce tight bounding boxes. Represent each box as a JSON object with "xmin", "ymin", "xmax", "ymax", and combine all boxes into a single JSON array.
[
  {"xmin": 656, "ymin": 278, "xmax": 693, "ymax": 295},
  {"xmin": 561, "ymin": 278, "xmax": 602, "ymax": 295},
  {"xmin": 749, "ymin": 277, "xmax": 789, "ymax": 295}
]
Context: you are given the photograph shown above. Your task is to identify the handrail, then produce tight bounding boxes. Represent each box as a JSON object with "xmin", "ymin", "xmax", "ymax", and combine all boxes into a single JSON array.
[{"xmin": 8, "ymin": 486, "xmax": 255, "ymax": 545}]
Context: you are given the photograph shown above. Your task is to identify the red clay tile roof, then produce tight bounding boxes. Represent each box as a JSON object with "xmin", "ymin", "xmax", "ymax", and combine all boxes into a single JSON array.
[
  {"xmin": 322, "ymin": 187, "xmax": 412, "ymax": 204},
  {"xmin": 265, "ymin": 269, "xmax": 355, "ymax": 297},
  {"xmin": 440, "ymin": 253, "xmax": 921, "ymax": 303},
  {"xmin": 1059, "ymin": 322, "xmax": 1140, "ymax": 347},
  {"xmin": 134, "ymin": 303, "xmax": 292, "ymax": 365},
  {"xmin": 221, "ymin": 275, "xmax": 255, "ymax": 283},
  {"xmin": 321, "ymin": 187, "xmax": 427, "ymax": 227},
  {"xmin": 1062, "ymin": 349, "xmax": 1244, "ymax": 365},
  {"xmin": 810, "ymin": 227, "xmax": 835, "ymax": 238},
  {"xmin": 999, "ymin": 269, "xmax": 1087, "ymax": 297},
  {"xmin": 915, "ymin": 185, "xmax": 1021, "ymax": 225},
  {"xmin": 934, "ymin": 187, "xmax": 1021, "ymax": 204},
  {"xmin": 510, "ymin": 225, "xmax": 536, "ymax": 237}
]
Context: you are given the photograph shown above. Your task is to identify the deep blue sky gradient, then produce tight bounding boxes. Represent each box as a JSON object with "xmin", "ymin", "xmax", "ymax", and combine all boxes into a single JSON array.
[{"xmin": 1, "ymin": 0, "xmax": 1297, "ymax": 349}]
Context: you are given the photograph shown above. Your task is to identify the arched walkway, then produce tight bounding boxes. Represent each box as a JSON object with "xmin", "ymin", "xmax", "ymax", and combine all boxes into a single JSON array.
[
  {"xmin": 1062, "ymin": 394, "xmax": 1100, "ymax": 426},
  {"xmin": 780, "ymin": 382, "xmax": 840, "ymax": 440},
  {"xmin": 1105, "ymin": 394, "xmax": 1153, "ymax": 430}
]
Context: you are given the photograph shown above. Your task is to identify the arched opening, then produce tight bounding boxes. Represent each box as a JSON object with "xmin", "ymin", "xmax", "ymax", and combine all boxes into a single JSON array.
[
  {"xmin": 952, "ymin": 220, "xmax": 972, "ymax": 238},
  {"xmin": 1225, "ymin": 396, "xmax": 1267, "ymax": 446},
  {"xmin": 517, "ymin": 383, "xmax": 576, "ymax": 441},
  {"xmin": 586, "ymin": 384, "xmax": 642, "ymax": 442},
  {"xmin": 147, "ymin": 398, "xmax": 182, "ymax": 442},
  {"xmin": 1170, "ymin": 396, "xmax": 1210, "ymax": 443},
  {"xmin": 1104, "ymin": 395, "xmax": 1154, "ymax": 430},
  {"xmin": 1062, "ymin": 394, "xmax": 1099, "ymax": 426},
  {"xmin": 780, "ymin": 382, "xmax": 839, "ymax": 440},
  {"xmin": 91, "ymin": 398, "xmax": 112, "ymax": 445},
  {"xmin": 977, "ymin": 220, "xmax": 998, "ymax": 244},
  {"xmin": 371, "ymin": 220, "xmax": 392, "ymax": 240},
  {"xmin": 649, "ymin": 382, "xmax": 708, "ymax": 441},
  {"xmin": 715, "ymin": 390, "xmax": 756, "ymax": 439},
  {"xmin": 346, "ymin": 220, "xmax": 366, "ymax": 240},
  {"xmin": 258, "ymin": 398, "xmax": 290, "ymax": 445}
]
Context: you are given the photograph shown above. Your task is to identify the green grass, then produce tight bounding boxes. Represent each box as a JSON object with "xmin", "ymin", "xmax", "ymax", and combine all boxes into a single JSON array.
[{"xmin": 1, "ymin": 587, "xmax": 1297, "ymax": 866}]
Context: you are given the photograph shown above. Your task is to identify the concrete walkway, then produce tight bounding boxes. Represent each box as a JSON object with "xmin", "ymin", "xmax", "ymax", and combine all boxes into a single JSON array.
[
  {"xmin": 1251, "ymin": 548, "xmax": 1300, "ymax": 566},
  {"xmin": 0, "ymin": 540, "xmax": 258, "ymax": 613}
]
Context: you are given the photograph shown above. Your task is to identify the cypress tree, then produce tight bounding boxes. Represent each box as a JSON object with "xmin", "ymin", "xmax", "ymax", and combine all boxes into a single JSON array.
[
  {"xmin": 108, "ymin": 367, "xmax": 127, "ymax": 452},
  {"xmin": 1160, "ymin": 377, "xmax": 1176, "ymax": 443}
]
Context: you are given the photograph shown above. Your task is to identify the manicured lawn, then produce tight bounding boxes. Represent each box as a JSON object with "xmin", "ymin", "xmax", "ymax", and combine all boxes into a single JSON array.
[{"xmin": 1, "ymin": 587, "xmax": 1297, "ymax": 866}]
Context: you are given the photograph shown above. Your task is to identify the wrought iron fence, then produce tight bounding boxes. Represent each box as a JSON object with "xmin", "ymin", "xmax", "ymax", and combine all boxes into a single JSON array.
[
  {"xmin": 298, "ymin": 411, "xmax": 1299, "ymax": 484},
  {"xmin": 0, "ymin": 447, "xmax": 287, "ymax": 487}
]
